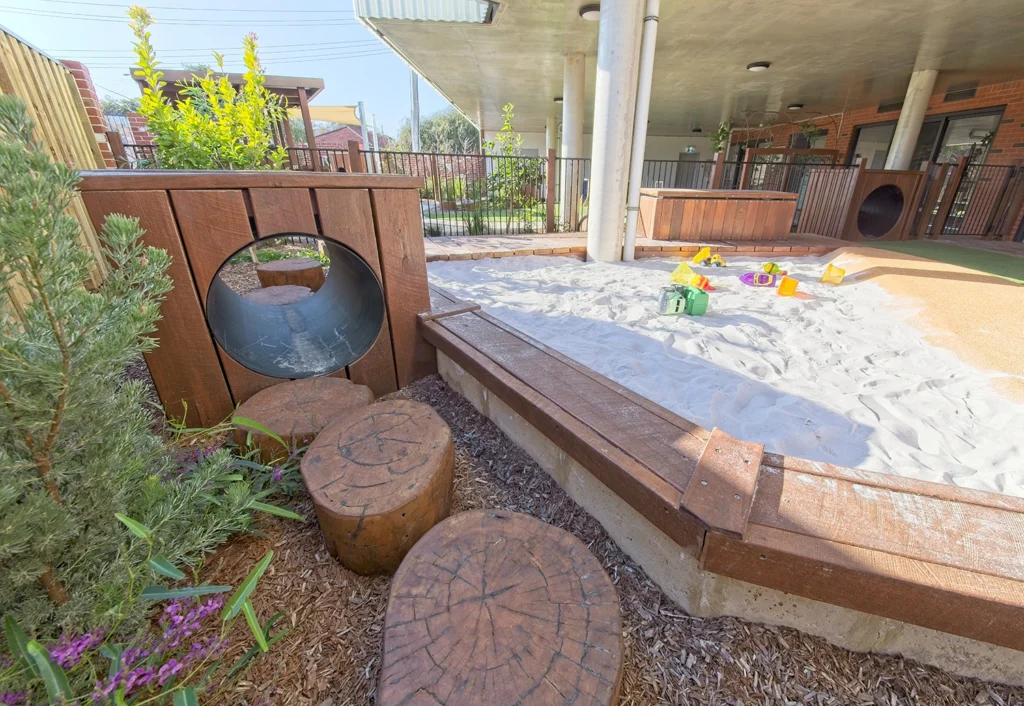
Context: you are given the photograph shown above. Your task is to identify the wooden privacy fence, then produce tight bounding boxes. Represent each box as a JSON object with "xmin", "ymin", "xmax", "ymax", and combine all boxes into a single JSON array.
[
  {"xmin": 0, "ymin": 26, "xmax": 107, "ymax": 291},
  {"xmin": 78, "ymin": 171, "xmax": 435, "ymax": 428}
]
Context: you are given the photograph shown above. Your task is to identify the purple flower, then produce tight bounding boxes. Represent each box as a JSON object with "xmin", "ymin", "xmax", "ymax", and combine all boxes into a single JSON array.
[
  {"xmin": 271, "ymin": 467, "xmax": 284, "ymax": 483},
  {"xmin": 0, "ymin": 692, "xmax": 25, "ymax": 706},
  {"xmin": 156, "ymin": 658, "xmax": 183, "ymax": 685},
  {"xmin": 49, "ymin": 630, "xmax": 104, "ymax": 668}
]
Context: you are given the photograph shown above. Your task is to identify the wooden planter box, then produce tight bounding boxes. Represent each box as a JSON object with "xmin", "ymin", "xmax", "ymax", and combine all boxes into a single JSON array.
[
  {"xmin": 638, "ymin": 188, "xmax": 798, "ymax": 241},
  {"xmin": 78, "ymin": 170, "xmax": 435, "ymax": 428}
]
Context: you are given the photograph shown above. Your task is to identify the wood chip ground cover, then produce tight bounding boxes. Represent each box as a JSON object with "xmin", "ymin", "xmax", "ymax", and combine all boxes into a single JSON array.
[{"xmin": 202, "ymin": 376, "xmax": 1024, "ymax": 706}]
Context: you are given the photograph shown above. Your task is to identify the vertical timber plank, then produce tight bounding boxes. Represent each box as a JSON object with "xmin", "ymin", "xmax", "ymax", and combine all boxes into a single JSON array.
[
  {"xmin": 315, "ymin": 188, "xmax": 399, "ymax": 397},
  {"xmin": 81, "ymin": 190, "xmax": 233, "ymax": 427},
  {"xmin": 369, "ymin": 187, "xmax": 435, "ymax": 387},
  {"xmin": 170, "ymin": 189, "xmax": 282, "ymax": 404}
]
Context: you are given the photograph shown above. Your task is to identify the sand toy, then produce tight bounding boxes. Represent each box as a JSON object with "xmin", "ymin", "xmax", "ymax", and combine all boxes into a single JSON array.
[
  {"xmin": 658, "ymin": 285, "xmax": 708, "ymax": 316},
  {"xmin": 763, "ymin": 262, "xmax": 787, "ymax": 276},
  {"xmin": 740, "ymin": 272, "xmax": 778, "ymax": 287},
  {"xmin": 777, "ymin": 276, "xmax": 799, "ymax": 296},
  {"xmin": 821, "ymin": 264, "xmax": 846, "ymax": 285},
  {"xmin": 669, "ymin": 261, "xmax": 695, "ymax": 284},
  {"xmin": 692, "ymin": 247, "xmax": 726, "ymax": 267}
]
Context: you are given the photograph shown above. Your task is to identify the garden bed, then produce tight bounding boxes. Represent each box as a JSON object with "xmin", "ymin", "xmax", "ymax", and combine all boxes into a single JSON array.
[{"xmin": 200, "ymin": 376, "xmax": 1023, "ymax": 706}]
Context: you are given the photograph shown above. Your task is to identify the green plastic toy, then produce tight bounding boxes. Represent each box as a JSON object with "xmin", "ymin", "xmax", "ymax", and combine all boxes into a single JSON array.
[{"xmin": 658, "ymin": 285, "xmax": 708, "ymax": 316}]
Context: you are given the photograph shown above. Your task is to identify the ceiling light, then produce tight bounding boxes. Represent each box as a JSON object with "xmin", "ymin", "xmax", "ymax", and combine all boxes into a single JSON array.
[
  {"xmin": 554, "ymin": 96, "xmax": 563, "ymax": 103},
  {"xmin": 579, "ymin": 4, "xmax": 600, "ymax": 21},
  {"xmin": 787, "ymin": 103, "xmax": 804, "ymax": 110},
  {"xmin": 746, "ymin": 61, "xmax": 771, "ymax": 72}
]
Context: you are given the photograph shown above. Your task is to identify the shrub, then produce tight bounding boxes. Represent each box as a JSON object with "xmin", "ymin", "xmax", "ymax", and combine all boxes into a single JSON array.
[
  {"xmin": 128, "ymin": 6, "xmax": 287, "ymax": 170},
  {"xmin": 0, "ymin": 95, "xmax": 270, "ymax": 637}
]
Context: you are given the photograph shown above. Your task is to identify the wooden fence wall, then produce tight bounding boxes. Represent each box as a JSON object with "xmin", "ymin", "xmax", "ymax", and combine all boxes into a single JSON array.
[{"xmin": 0, "ymin": 26, "xmax": 108, "ymax": 298}]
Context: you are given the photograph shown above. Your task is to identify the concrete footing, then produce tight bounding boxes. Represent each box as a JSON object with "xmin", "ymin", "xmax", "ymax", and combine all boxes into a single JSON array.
[{"xmin": 437, "ymin": 351, "xmax": 1024, "ymax": 685}]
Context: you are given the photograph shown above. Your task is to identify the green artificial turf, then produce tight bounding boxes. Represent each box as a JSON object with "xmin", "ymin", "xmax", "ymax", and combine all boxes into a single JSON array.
[{"xmin": 867, "ymin": 241, "xmax": 1024, "ymax": 285}]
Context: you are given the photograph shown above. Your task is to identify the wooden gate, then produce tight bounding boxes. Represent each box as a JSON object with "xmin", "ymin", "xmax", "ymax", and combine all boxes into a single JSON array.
[{"xmin": 78, "ymin": 170, "xmax": 434, "ymax": 428}]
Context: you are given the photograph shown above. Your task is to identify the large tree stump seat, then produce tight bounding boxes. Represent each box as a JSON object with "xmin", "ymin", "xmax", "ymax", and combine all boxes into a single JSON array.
[
  {"xmin": 301, "ymin": 399, "xmax": 454, "ymax": 575},
  {"xmin": 256, "ymin": 256, "xmax": 326, "ymax": 292},
  {"xmin": 379, "ymin": 510, "xmax": 623, "ymax": 706},
  {"xmin": 232, "ymin": 377, "xmax": 373, "ymax": 462},
  {"xmin": 242, "ymin": 284, "xmax": 312, "ymax": 305}
]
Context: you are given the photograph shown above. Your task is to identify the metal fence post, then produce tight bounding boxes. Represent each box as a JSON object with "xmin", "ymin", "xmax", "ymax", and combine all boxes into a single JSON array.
[{"xmin": 545, "ymin": 148, "xmax": 556, "ymax": 233}]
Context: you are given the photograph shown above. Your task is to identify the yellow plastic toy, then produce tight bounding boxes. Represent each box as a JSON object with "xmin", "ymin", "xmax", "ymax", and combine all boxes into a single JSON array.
[
  {"xmin": 821, "ymin": 264, "xmax": 846, "ymax": 285},
  {"xmin": 777, "ymin": 276, "xmax": 799, "ymax": 296},
  {"xmin": 691, "ymin": 247, "xmax": 711, "ymax": 265},
  {"xmin": 669, "ymin": 262, "xmax": 695, "ymax": 284},
  {"xmin": 763, "ymin": 262, "xmax": 787, "ymax": 276}
]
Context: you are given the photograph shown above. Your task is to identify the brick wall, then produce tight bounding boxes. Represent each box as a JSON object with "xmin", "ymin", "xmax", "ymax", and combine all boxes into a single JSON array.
[
  {"xmin": 60, "ymin": 60, "xmax": 116, "ymax": 168},
  {"xmin": 731, "ymin": 78, "xmax": 1024, "ymax": 165},
  {"xmin": 125, "ymin": 113, "xmax": 154, "ymax": 145}
]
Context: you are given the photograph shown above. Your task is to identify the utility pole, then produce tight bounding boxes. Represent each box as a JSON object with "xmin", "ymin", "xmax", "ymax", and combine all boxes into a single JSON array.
[
  {"xmin": 358, "ymin": 101, "xmax": 370, "ymax": 155},
  {"xmin": 410, "ymin": 70, "xmax": 421, "ymax": 152},
  {"xmin": 371, "ymin": 113, "xmax": 382, "ymax": 172}
]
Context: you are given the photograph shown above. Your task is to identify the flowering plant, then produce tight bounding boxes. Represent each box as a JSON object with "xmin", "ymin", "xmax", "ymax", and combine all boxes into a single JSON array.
[{"xmin": 1, "ymin": 515, "xmax": 284, "ymax": 705}]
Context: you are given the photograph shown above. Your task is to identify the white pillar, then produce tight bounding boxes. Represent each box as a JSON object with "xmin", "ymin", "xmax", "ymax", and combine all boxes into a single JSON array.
[
  {"xmin": 410, "ymin": 70, "xmax": 421, "ymax": 152},
  {"xmin": 884, "ymin": 69, "xmax": 938, "ymax": 171},
  {"xmin": 358, "ymin": 101, "xmax": 369, "ymax": 152},
  {"xmin": 545, "ymin": 115, "xmax": 558, "ymax": 152},
  {"xmin": 622, "ymin": 0, "xmax": 659, "ymax": 262},
  {"xmin": 371, "ymin": 113, "xmax": 382, "ymax": 172},
  {"xmin": 560, "ymin": 52, "xmax": 586, "ymax": 230},
  {"xmin": 586, "ymin": 0, "xmax": 644, "ymax": 262}
]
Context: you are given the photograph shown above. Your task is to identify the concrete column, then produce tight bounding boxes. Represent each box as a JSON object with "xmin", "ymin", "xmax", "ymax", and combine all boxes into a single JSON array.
[
  {"xmin": 545, "ymin": 115, "xmax": 558, "ymax": 152},
  {"xmin": 586, "ymin": 0, "xmax": 644, "ymax": 262},
  {"xmin": 884, "ymin": 69, "xmax": 938, "ymax": 171},
  {"xmin": 560, "ymin": 52, "xmax": 586, "ymax": 230}
]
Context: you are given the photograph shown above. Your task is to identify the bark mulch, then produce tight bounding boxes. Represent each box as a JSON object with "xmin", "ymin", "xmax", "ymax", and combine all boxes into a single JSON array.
[{"xmin": 203, "ymin": 375, "xmax": 1024, "ymax": 706}]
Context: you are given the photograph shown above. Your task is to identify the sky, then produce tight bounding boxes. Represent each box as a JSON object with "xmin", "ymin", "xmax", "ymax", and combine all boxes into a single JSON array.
[{"xmin": 0, "ymin": 0, "xmax": 455, "ymax": 139}]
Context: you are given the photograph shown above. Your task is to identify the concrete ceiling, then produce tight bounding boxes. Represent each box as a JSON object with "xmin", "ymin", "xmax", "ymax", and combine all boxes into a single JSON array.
[{"xmin": 359, "ymin": 0, "xmax": 1024, "ymax": 136}]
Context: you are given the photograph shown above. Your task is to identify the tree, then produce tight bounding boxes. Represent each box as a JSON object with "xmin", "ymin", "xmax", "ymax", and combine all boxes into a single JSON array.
[
  {"xmin": 390, "ymin": 107, "xmax": 480, "ymax": 153},
  {"xmin": 100, "ymin": 96, "xmax": 140, "ymax": 116},
  {"xmin": 128, "ymin": 5, "xmax": 287, "ymax": 169},
  {"xmin": 484, "ymin": 103, "xmax": 543, "ymax": 232}
]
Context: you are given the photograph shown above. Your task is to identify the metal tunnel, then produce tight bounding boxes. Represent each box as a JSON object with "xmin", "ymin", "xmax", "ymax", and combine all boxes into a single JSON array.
[{"xmin": 205, "ymin": 235, "xmax": 385, "ymax": 378}]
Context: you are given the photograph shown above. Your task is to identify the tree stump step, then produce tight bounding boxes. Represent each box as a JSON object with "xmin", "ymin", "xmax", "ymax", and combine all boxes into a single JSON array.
[
  {"xmin": 256, "ymin": 257, "xmax": 326, "ymax": 292},
  {"xmin": 379, "ymin": 510, "xmax": 623, "ymax": 706},
  {"xmin": 242, "ymin": 284, "xmax": 312, "ymax": 306},
  {"xmin": 232, "ymin": 377, "xmax": 373, "ymax": 462},
  {"xmin": 301, "ymin": 399, "xmax": 454, "ymax": 575}
]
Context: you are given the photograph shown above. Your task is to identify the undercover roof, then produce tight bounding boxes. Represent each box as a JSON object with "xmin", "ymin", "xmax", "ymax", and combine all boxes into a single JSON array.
[
  {"xmin": 357, "ymin": 0, "xmax": 1024, "ymax": 135},
  {"xmin": 130, "ymin": 69, "xmax": 324, "ymax": 107}
]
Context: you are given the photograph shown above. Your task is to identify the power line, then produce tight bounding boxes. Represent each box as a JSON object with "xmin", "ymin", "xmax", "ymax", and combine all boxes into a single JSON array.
[
  {"xmin": 0, "ymin": 6, "xmax": 361, "ymax": 26},
  {"xmin": 37, "ymin": 0, "xmax": 353, "ymax": 13},
  {"xmin": 55, "ymin": 42, "xmax": 383, "ymax": 60},
  {"xmin": 84, "ymin": 49, "xmax": 393, "ymax": 69},
  {"xmin": 59, "ymin": 40, "xmax": 381, "ymax": 56}
]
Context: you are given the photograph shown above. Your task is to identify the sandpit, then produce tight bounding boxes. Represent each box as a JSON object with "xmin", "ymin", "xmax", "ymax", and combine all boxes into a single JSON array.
[{"xmin": 429, "ymin": 252, "xmax": 1024, "ymax": 497}]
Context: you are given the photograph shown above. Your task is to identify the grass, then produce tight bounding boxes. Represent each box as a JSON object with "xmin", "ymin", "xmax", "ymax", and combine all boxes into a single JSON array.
[{"xmin": 868, "ymin": 241, "xmax": 1024, "ymax": 285}]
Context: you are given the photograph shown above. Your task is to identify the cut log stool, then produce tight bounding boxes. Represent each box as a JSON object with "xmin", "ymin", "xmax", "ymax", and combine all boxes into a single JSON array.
[
  {"xmin": 256, "ymin": 257, "xmax": 325, "ymax": 292},
  {"xmin": 379, "ymin": 510, "xmax": 623, "ymax": 706},
  {"xmin": 242, "ymin": 284, "xmax": 312, "ymax": 306},
  {"xmin": 301, "ymin": 400, "xmax": 454, "ymax": 575},
  {"xmin": 232, "ymin": 377, "xmax": 373, "ymax": 462}
]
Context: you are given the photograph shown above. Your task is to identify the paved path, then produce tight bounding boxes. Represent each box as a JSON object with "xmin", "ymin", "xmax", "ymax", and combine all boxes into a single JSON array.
[{"xmin": 424, "ymin": 232, "xmax": 840, "ymax": 262}]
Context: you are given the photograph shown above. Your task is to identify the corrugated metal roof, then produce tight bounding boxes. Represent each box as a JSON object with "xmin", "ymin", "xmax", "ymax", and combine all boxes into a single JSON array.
[{"xmin": 355, "ymin": 0, "xmax": 494, "ymax": 23}]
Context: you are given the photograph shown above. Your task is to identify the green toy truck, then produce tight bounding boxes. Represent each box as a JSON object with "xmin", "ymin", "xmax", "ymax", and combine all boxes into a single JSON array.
[{"xmin": 658, "ymin": 284, "xmax": 708, "ymax": 316}]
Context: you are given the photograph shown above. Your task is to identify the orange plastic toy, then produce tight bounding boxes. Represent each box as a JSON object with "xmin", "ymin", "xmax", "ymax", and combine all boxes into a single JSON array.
[{"xmin": 777, "ymin": 276, "xmax": 799, "ymax": 296}]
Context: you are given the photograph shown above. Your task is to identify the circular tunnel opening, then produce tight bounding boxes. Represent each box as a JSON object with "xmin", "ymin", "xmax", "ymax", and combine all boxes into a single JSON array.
[
  {"xmin": 856, "ymin": 184, "xmax": 905, "ymax": 239},
  {"xmin": 206, "ymin": 234, "xmax": 385, "ymax": 379}
]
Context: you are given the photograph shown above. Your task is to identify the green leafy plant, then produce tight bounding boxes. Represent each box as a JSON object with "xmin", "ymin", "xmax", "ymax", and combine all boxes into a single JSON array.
[
  {"xmin": 437, "ymin": 176, "xmax": 466, "ymax": 203},
  {"xmin": 710, "ymin": 121, "xmax": 732, "ymax": 154},
  {"xmin": 484, "ymin": 104, "xmax": 544, "ymax": 233},
  {"xmin": 1, "ymin": 516, "xmax": 285, "ymax": 705},
  {"xmin": 799, "ymin": 121, "xmax": 826, "ymax": 147},
  {"xmin": 128, "ymin": 6, "xmax": 287, "ymax": 170}
]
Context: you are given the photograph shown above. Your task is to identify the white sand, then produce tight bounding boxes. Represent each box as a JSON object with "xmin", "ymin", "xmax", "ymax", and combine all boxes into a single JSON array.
[{"xmin": 429, "ymin": 255, "xmax": 1024, "ymax": 497}]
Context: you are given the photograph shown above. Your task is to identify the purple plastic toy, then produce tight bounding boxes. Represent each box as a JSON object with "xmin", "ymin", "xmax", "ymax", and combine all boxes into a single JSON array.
[{"xmin": 740, "ymin": 272, "xmax": 778, "ymax": 287}]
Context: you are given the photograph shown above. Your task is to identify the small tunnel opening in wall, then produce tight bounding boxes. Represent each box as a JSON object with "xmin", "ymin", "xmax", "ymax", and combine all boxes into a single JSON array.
[
  {"xmin": 857, "ymin": 184, "xmax": 905, "ymax": 238},
  {"xmin": 206, "ymin": 233, "xmax": 384, "ymax": 378}
]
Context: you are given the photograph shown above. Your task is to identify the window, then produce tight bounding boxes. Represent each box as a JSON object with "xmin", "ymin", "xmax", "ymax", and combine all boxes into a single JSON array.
[
  {"xmin": 849, "ymin": 124, "xmax": 896, "ymax": 168},
  {"xmin": 790, "ymin": 129, "xmax": 828, "ymax": 149},
  {"xmin": 848, "ymin": 107, "xmax": 1005, "ymax": 166}
]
